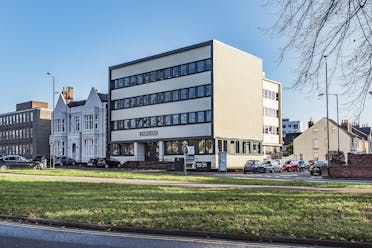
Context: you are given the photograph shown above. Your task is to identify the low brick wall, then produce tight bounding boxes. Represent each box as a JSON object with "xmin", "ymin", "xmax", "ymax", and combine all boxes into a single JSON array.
[
  {"xmin": 329, "ymin": 165, "xmax": 372, "ymax": 178},
  {"xmin": 347, "ymin": 153, "xmax": 372, "ymax": 165}
]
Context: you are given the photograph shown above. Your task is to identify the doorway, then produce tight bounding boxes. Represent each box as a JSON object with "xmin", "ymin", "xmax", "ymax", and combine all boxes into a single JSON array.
[{"xmin": 145, "ymin": 142, "xmax": 159, "ymax": 161}]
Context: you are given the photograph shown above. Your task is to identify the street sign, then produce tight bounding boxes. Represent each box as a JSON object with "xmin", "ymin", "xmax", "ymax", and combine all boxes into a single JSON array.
[{"xmin": 218, "ymin": 151, "xmax": 227, "ymax": 173}]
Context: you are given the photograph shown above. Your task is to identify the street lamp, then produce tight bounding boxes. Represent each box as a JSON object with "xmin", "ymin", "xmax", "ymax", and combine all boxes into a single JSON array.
[
  {"xmin": 324, "ymin": 55, "xmax": 330, "ymax": 164},
  {"xmin": 47, "ymin": 72, "xmax": 56, "ymax": 169},
  {"xmin": 319, "ymin": 93, "xmax": 340, "ymax": 152}
]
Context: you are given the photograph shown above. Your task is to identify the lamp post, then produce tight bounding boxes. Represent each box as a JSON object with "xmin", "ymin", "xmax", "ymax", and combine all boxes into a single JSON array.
[
  {"xmin": 319, "ymin": 93, "xmax": 339, "ymax": 152},
  {"xmin": 324, "ymin": 55, "xmax": 330, "ymax": 164},
  {"xmin": 47, "ymin": 72, "xmax": 56, "ymax": 169}
]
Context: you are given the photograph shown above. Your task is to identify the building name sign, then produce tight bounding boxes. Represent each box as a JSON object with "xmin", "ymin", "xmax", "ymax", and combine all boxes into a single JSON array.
[{"xmin": 139, "ymin": 130, "xmax": 158, "ymax": 137}]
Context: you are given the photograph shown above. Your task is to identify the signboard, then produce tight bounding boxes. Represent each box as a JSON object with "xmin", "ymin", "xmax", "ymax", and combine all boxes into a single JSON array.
[
  {"xmin": 49, "ymin": 135, "xmax": 54, "ymax": 145},
  {"xmin": 195, "ymin": 161, "xmax": 211, "ymax": 171},
  {"xmin": 139, "ymin": 130, "xmax": 158, "ymax": 136},
  {"xmin": 218, "ymin": 151, "xmax": 227, "ymax": 173}
]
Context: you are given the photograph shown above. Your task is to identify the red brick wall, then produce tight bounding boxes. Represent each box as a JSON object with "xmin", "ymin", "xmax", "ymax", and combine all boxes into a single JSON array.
[
  {"xmin": 329, "ymin": 166, "xmax": 372, "ymax": 178},
  {"xmin": 347, "ymin": 153, "xmax": 372, "ymax": 165}
]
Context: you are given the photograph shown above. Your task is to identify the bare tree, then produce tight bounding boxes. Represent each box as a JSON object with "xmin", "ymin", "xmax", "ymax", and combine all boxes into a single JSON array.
[{"xmin": 268, "ymin": 0, "xmax": 371, "ymax": 118}]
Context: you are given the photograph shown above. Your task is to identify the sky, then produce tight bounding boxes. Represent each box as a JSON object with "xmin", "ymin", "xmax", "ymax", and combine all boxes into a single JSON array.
[{"xmin": 0, "ymin": 0, "xmax": 371, "ymax": 128}]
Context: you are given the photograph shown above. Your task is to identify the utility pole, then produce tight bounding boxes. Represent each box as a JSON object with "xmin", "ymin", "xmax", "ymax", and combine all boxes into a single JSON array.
[{"xmin": 324, "ymin": 56, "xmax": 330, "ymax": 164}]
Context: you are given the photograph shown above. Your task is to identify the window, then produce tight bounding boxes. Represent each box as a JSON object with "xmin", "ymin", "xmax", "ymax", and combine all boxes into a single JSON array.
[
  {"xmin": 205, "ymin": 139, "xmax": 214, "ymax": 154},
  {"xmin": 230, "ymin": 141, "xmax": 235, "ymax": 154},
  {"xmin": 198, "ymin": 140, "xmax": 205, "ymax": 154},
  {"xmin": 165, "ymin": 115, "xmax": 172, "ymax": 126},
  {"xmin": 130, "ymin": 119, "xmax": 136, "ymax": 129},
  {"xmin": 197, "ymin": 111, "xmax": 205, "ymax": 123},
  {"xmin": 205, "ymin": 58, "xmax": 212, "ymax": 70},
  {"xmin": 206, "ymin": 110, "xmax": 212, "ymax": 122},
  {"xmin": 143, "ymin": 95, "xmax": 150, "ymax": 105},
  {"xmin": 150, "ymin": 71, "xmax": 157, "ymax": 82},
  {"xmin": 130, "ymin": 98, "xmax": 136, "ymax": 108},
  {"xmin": 137, "ymin": 96, "xmax": 144, "ymax": 107},
  {"xmin": 180, "ymin": 89, "xmax": 188, "ymax": 100},
  {"xmin": 143, "ymin": 117, "xmax": 150, "ymax": 128},
  {"xmin": 158, "ymin": 70, "xmax": 164, "ymax": 80},
  {"xmin": 197, "ymin": 60, "xmax": 205, "ymax": 72},
  {"xmin": 157, "ymin": 116, "xmax": 164, "ymax": 126},
  {"xmin": 172, "ymin": 90, "xmax": 180, "ymax": 101},
  {"xmin": 137, "ymin": 74, "xmax": 143, "ymax": 84},
  {"xmin": 158, "ymin": 92, "xmax": 165, "ymax": 103},
  {"xmin": 235, "ymin": 141, "xmax": 240, "ymax": 154},
  {"xmin": 164, "ymin": 91, "xmax": 172, "ymax": 102},
  {"xmin": 313, "ymin": 139, "xmax": 319, "ymax": 149},
  {"xmin": 188, "ymin": 87, "xmax": 196, "ymax": 99},
  {"xmin": 150, "ymin": 94, "xmax": 157, "ymax": 104},
  {"xmin": 124, "ymin": 77, "xmax": 130, "ymax": 87},
  {"xmin": 197, "ymin": 85, "xmax": 205, "ymax": 97},
  {"xmin": 130, "ymin": 76, "xmax": 136, "ymax": 86},
  {"xmin": 124, "ymin": 99, "xmax": 130, "ymax": 108},
  {"xmin": 189, "ymin": 112, "xmax": 196, "ymax": 123},
  {"xmin": 180, "ymin": 113, "xmax": 188, "ymax": 124},
  {"xmin": 172, "ymin": 66, "xmax": 180, "ymax": 77},
  {"xmin": 172, "ymin": 114, "xmax": 180, "ymax": 125},
  {"xmin": 136, "ymin": 118, "xmax": 143, "ymax": 128},
  {"xmin": 164, "ymin": 68, "xmax": 171, "ymax": 79},
  {"xmin": 150, "ymin": 117, "xmax": 157, "ymax": 127},
  {"xmin": 206, "ymin": 85, "xmax": 212, "ymax": 96},
  {"xmin": 188, "ymin": 62, "xmax": 196, "ymax": 74},
  {"xmin": 180, "ymin": 64, "xmax": 188, "ymax": 76},
  {"xmin": 124, "ymin": 120, "xmax": 130, "ymax": 129}
]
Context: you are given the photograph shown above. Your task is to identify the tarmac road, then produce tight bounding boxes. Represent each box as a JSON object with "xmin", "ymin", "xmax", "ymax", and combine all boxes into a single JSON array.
[{"xmin": 0, "ymin": 221, "xmax": 329, "ymax": 248}]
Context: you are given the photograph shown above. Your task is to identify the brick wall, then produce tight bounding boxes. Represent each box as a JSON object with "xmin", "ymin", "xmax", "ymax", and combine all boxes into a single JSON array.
[
  {"xmin": 329, "ymin": 165, "xmax": 372, "ymax": 178},
  {"xmin": 347, "ymin": 153, "xmax": 372, "ymax": 165}
]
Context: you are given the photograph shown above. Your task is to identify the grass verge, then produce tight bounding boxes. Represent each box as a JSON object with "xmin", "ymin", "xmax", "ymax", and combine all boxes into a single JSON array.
[
  {"xmin": 0, "ymin": 176, "xmax": 371, "ymax": 242},
  {"xmin": 0, "ymin": 169, "xmax": 371, "ymax": 188}
]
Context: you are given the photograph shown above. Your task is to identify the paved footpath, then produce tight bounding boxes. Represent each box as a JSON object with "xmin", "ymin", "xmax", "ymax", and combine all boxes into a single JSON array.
[{"xmin": 0, "ymin": 173, "xmax": 371, "ymax": 193}]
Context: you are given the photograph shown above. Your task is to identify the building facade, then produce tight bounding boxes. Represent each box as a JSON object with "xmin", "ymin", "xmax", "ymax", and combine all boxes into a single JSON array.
[
  {"xmin": 262, "ymin": 77, "xmax": 282, "ymax": 158},
  {"xmin": 52, "ymin": 87, "xmax": 108, "ymax": 163},
  {"xmin": 109, "ymin": 40, "xmax": 282, "ymax": 169},
  {"xmin": 293, "ymin": 118, "xmax": 369, "ymax": 161},
  {"xmin": 282, "ymin": 118, "xmax": 303, "ymax": 135},
  {"xmin": 0, "ymin": 101, "xmax": 52, "ymax": 158}
]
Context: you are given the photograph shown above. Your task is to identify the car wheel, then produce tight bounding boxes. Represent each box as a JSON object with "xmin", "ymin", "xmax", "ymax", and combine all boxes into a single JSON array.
[
  {"xmin": 105, "ymin": 164, "xmax": 109, "ymax": 169},
  {"xmin": 72, "ymin": 162, "xmax": 76, "ymax": 166},
  {"xmin": 0, "ymin": 165, "xmax": 8, "ymax": 170},
  {"xmin": 33, "ymin": 165, "xmax": 41, "ymax": 170}
]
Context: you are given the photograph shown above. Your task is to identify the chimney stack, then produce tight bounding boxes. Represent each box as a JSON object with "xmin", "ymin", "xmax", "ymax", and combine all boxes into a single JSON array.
[
  {"xmin": 341, "ymin": 120, "xmax": 352, "ymax": 133},
  {"xmin": 308, "ymin": 118, "xmax": 314, "ymax": 128},
  {"xmin": 62, "ymin": 86, "xmax": 74, "ymax": 104}
]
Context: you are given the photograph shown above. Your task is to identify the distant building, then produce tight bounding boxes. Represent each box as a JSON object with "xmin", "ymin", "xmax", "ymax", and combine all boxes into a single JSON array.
[
  {"xmin": 0, "ymin": 101, "xmax": 52, "ymax": 158},
  {"xmin": 282, "ymin": 118, "xmax": 303, "ymax": 135},
  {"xmin": 109, "ymin": 40, "xmax": 282, "ymax": 169},
  {"xmin": 293, "ymin": 118, "xmax": 369, "ymax": 161},
  {"xmin": 344, "ymin": 121, "xmax": 372, "ymax": 154},
  {"xmin": 51, "ymin": 87, "xmax": 108, "ymax": 163},
  {"xmin": 262, "ymin": 77, "xmax": 282, "ymax": 158}
]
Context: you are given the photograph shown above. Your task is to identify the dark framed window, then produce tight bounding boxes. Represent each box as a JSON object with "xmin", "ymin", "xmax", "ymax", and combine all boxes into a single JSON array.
[
  {"xmin": 150, "ymin": 117, "xmax": 157, "ymax": 127},
  {"xmin": 124, "ymin": 120, "xmax": 130, "ymax": 129},
  {"xmin": 137, "ymin": 96, "xmax": 144, "ymax": 107},
  {"xmin": 137, "ymin": 74, "xmax": 143, "ymax": 84},
  {"xmin": 165, "ymin": 115, "xmax": 172, "ymax": 126},
  {"xmin": 143, "ymin": 117, "xmax": 150, "ymax": 128},
  {"xmin": 188, "ymin": 87, "xmax": 196, "ymax": 99},
  {"xmin": 144, "ymin": 73, "xmax": 150, "ymax": 83},
  {"xmin": 198, "ymin": 140, "xmax": 205, "ymax": 154},
  {"xmin": 130, "ymin": 119, "xmax": 136, "ymax": 129},
  {"xmin": 206, "ymin": 110, "xmax": 212, "ymax": 122},
  {"xmin": 124, "ymin": 77, "xmax": 130, "ymax": 87},
  {"xmin": 158, "ymin": 92, "xmax": 165, "ymax": 103},
  {"xmin": 189, "ymin": 112, "xmax": 196, "ymax": 123},
  {"xmin": 197, "ymin": 85, "xmax": 205, "ymax": 97},
  {"xmin": 188, "ymin": 62, "xmax": 196, "ymax": 74},
  {"xmin": 205, "ymin": 58, "xmax": 212, "ymax": 70},
  {"xmin": 136, "ymin": 118, "xmax": 143, "ymax": 128},
  {"xmin": 158, "ymin": 70, "xmax": 164, "ymax": 80},
  {"xmin": 172, "ymin": 66, "xmax": 180, "ymax": 77},
  {"xmin": 143, "ymin": 95, "xmax": 150, "ymax": 105},
  {"xmin": 180, "ymin": 64, "xmax": 188, "ymax": 76},
  {"xmin": 165, "ymin": 141, "xmax": 172, "ymax": 155},
  {"xmin": 164, "ymin": 91, "xmax": 172, "ymax": 102},
  {"xmin": 206, "ymin": 85, "xmax": 212, "ymax": 96},
  {"xmin": 205, "ymin": 139, "xmax": 214, "ymax": 154},
  {"xmin": 130, "ymin": 98, "xmax": 136, "ymax": 108},
  {"xmin": 123, "ymin": 143, "xmax": 134, "ymax": 156},
  {"xmin": 172, "ymin": 141, "xmax": 180, "ymax": 154},
  {"xmin": 180, "ymin": 113, "xmax": 188, "ymax": 124},
  {"xmin": 150, "ymin": 94, "xmax": 157, "ymax": 104},
  {"xmin": 124, "ymin": 99, "xmax": 130, "ymax": 109},
  {"xmin": 197, "ymin": 111, "xmax": 205, "ymax": 123},
  {"xmin": 172, "ymin": 90, "xmax": 179, "ymax": 101},
  {"xmin": 197, "ymin": 60, "xmax": 205, "ymax": 72},
  {"xmin": 130, "ymin": 76, "xmax": 136, "ymax": 86},
  {"xmin": 180, "ymin": 89, "xmax": 188, "ymax": 100},
  {"xmin": 157, "ymin": 116, "xmax": 164, "ymax": 126},
  {"xmin": 164, "ymin": 68, "xmax": 171, "ymax": 79},
  {"xmin": 150, "ymin": 71, "xmax": 157, "ymax": 82},
  {"xmin": 172, "ymin": 114, "xmax": 180, "ymax": 125}
]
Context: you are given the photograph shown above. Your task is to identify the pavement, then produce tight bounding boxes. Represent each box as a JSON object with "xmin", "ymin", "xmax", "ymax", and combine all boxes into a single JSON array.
[
  {"xmin": 1, "ymin": 173, "xmax": 371, "ymax": 193},
  {"xmin": 0, "ymin": 221, "xmax": 331, "ymax": 248}
]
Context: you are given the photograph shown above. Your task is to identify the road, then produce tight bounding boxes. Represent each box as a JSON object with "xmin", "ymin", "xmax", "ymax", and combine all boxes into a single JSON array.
[{"xmin": 0, "ymin": 221, "xmax": 329, "ymax": 248}]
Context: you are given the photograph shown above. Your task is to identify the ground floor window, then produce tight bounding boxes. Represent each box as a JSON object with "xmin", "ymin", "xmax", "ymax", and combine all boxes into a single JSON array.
[
  {"xmin": 111, "ymin": 143, "xmax": 134, "ymax": 156},
  {"xmin": 164, "ymin": 138, "xmax": 214, "ymax": 155},
  {"xmin": 217, "ymin": 138, "xmax": 262, "ymax": 155}
]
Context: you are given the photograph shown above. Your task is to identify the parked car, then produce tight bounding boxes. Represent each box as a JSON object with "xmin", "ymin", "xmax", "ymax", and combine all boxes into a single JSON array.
[
  {"xmin": 297, "ymin": 160, "xmax": 309, "ymax": 171},
  {"xmin": 243, "ymin": 160, "xmax": 262, "ymax": 174},
  {"xmin": 0, "ymin": 155, "xmax": 42, "ymax": 170},
  {"xmin": 87, "ymin": 158, "xmax": 98, "ymax": 167},
  {"xmin": 310, "ymin": 161, "xmax": 328, "ymax": 176},
  {"xmin": 96, "ymin": 158, "xmax": 121, "ymax": 168},
  {"xmin": 282, "ymin": 160, "xmax": 299, "ymax": 172},
  {"xmin": 308, "ymin": 160, "xmax": 316, "ymax": 167},
  {"xmin": 55, "ymin": 156, "xmax": 77, "ymax": 166},
  {"xmin": 263, "ymin": 160, "xmax": 282, "ymax": 173}
]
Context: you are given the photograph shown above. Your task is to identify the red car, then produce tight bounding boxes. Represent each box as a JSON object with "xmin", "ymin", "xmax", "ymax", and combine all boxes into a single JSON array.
[{"xmin": 282, "ymin": 160, "xmax": 299, "ymax": 172}]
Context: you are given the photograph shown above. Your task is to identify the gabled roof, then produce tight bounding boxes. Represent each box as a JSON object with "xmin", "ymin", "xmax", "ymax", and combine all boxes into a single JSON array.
[
  {"xmin": 283, "ymin": 132, "xmax": 302, "ymax": 146},
  {"xmin": 67, "ymin": 100, "xmax": 86, "ymax": 108},
  {"xmin": 98, "ymin": 93, "xmax": 108, "ymax": 102},
  {"xmin": 355, "ymin": 127, "xmax": 371, "ymax": 136}
]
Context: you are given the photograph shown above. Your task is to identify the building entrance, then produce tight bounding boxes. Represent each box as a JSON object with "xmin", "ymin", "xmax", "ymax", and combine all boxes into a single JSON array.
[{"xmin": 145, "ymin": 142, "xmax": 159, "ymax": 161}]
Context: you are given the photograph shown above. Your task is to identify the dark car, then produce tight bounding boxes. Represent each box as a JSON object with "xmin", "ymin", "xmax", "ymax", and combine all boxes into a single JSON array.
[
  {"xmin": 55, "ymin": 156, "xmax": 77, "ymax": 166},
  {"xmin": 243, "ymin": 160, "xmax": 262, "ymax": 174},
  {"xmin": 87, "ymin": 158, "xmax": 98, "ymax": 167},
  {"xmin": 0, "ymin": 155, "xmax": 42, "ymax": 170},
  {"xmin": 96, "ymin": 158, "xmax": 121, "ymax": 168},
  {"xmin": 297, "ymin": 160, "xmax": 309, "ymax": 171},
  {"xmin": 310, "ymin": 161, "xmax": 328, "ymax": 176}
]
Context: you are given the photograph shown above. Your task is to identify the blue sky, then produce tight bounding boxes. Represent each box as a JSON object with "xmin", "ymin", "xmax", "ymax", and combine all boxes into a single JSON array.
[{"xmin": 0, "ymin": 0, "xmax": 371, "ymax": 127}]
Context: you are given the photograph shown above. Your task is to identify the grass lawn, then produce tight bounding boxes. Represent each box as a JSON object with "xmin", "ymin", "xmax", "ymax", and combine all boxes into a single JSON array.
[
  {"xmin": 0, "ymin": 176, "xmax": 371, "ymax": 242},
  {"xmin": 0, "ymin": 169, "xmax": 371, "ymax": 188}
]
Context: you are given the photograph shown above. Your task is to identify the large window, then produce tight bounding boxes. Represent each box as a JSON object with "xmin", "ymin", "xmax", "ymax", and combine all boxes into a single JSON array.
[
  {"xmin": 84, "ymin": 115, "xmax": 94, "ymax": 130},
  {"xmin": 164, "ymin": 139, "xmax": 214, "ymax": 155},
  {"xmin": 111, "ymin": 143, "xmax": 134, "ymax": 156},
  {"xmin": 110, "ymin": 58, "xmax": 212, "ymax": 90}
]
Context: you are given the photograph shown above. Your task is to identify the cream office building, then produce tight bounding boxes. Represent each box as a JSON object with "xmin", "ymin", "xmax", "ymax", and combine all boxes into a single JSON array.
[{"xmin": 109, "ymin": 40, "xmax": 281, "ymax": 169}]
